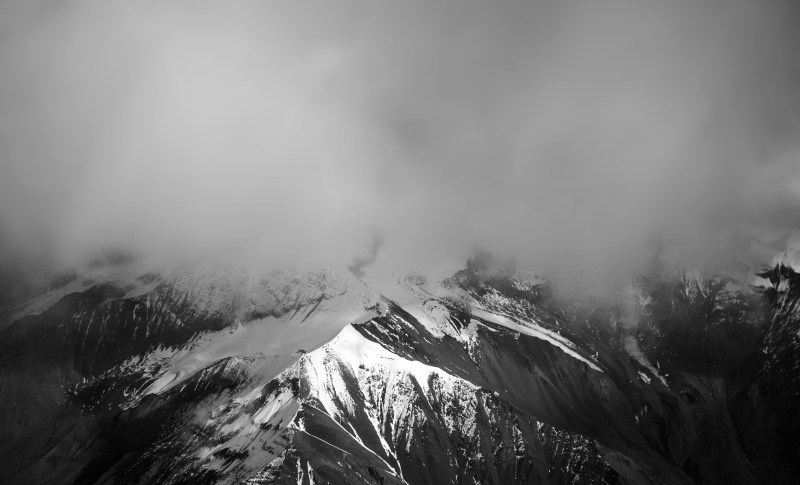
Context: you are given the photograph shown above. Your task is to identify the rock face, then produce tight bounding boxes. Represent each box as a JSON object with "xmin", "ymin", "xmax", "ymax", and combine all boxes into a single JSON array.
[{"xmin": 1, "ymin": 259, "xmax": 799, "ymax": 484}]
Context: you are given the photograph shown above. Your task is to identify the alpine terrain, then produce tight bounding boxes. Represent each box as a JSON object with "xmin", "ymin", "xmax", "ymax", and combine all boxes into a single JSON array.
[{"xmin": 1, "ymin": 252, "xmax": 799, "ymax": 484}]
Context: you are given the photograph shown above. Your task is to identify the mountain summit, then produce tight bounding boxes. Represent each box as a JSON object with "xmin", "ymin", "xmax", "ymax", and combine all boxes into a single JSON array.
[{"xmin": 0, "ymin": 257, "xmax": 798, "ymax": 484}]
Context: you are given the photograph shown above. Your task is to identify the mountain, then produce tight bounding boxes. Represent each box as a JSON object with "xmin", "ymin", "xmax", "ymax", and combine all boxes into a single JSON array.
[{"xmin": 0, "ymin": 255, "xmax": 798, "ymax": 484}]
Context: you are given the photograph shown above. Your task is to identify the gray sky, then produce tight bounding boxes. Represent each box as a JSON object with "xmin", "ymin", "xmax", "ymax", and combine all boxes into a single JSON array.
[{"xmin": 1, "ymin": 0, "xmax": 799, "ymax": 280}]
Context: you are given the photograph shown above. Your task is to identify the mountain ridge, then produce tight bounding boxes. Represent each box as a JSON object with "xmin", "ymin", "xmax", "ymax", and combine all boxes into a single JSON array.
[{"xmin": 0, "ymin": 258, "xmax": 798, "ymax": 483}]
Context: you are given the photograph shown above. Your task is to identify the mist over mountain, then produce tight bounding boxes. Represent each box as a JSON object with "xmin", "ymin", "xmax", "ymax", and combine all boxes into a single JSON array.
[
  {"xmin": 2, "ymin": 1, "xmax": 800, "ymax": 484},
  {"xmin": 1, "ymin": 0, "xmax": 799, "ymax": 284}
]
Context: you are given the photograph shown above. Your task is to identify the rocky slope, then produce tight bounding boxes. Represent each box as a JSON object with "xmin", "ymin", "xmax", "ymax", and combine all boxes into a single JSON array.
[{"xmin": 1, "ymin": 256, "xmax": 798, "ymax": 484}]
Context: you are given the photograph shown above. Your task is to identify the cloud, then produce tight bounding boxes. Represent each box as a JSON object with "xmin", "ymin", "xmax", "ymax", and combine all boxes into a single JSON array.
[
  {"xmin": 0, "ymin": 0, "xmax": 798, "ymax": 284},
  {"xmin": 348, "ymin": 230, "xmax": 385, "ymax": 278}
]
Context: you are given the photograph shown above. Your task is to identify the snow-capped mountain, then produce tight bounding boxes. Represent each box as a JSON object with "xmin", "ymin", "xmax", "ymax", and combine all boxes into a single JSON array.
[{"xmin": 1, "ymin": 255, "xmax": 799, "ymax": 484}]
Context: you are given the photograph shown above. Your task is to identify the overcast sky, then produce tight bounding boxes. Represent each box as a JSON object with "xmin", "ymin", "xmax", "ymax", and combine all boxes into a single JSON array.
[{"xmin": 1, "ymin": 0, "xmax": 799, "ymax": 282}]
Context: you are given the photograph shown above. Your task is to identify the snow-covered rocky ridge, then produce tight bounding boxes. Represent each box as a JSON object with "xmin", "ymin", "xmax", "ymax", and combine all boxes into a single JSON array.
[{"xmin": 1, "ymin": 257, "xmax": 799, "ymax": 484}]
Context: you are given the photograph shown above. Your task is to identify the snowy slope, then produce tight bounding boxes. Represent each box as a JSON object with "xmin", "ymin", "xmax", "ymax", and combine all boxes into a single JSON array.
[{"xmin": 1, "ymin": 259, "xmax": 799, "ymax": 483}]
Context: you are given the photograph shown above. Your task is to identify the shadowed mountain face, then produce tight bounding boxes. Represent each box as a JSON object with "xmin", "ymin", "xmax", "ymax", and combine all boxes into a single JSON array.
[{"xmin": 0, "ymin": 258, "xmax": 798, "ymax": 484}]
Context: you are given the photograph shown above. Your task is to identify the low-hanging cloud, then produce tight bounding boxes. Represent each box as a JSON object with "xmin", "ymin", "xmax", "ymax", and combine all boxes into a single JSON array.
[{"xmin": 1, "ymin": 0, "xmax": 799, "ymax": 285}]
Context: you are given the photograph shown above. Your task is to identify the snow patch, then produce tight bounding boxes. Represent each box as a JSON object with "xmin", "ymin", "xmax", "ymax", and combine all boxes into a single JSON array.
[
  {"xmin": 625, "ymin": 336, "xmax": 668, "ymax": 387},
  {"xmin": 473, "ymin": 308, "xmax": 602, "ymax": 372},
  {"xmin": 253, "ymin": 388, "xmax": 295, "ymax": 424}
]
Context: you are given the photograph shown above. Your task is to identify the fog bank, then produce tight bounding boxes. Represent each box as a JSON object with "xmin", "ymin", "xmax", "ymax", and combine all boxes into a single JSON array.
[{"xmin": 1, "ymin": 0, "xmax": 799, "ymax": 287}]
